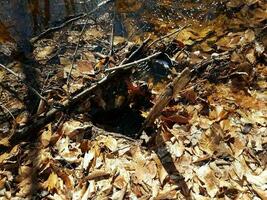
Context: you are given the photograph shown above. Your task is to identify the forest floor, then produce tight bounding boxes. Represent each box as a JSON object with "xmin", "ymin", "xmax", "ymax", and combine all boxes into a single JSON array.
[{"xmin": 0, "ymin": 0, "xmax": 266, "ymax": 199}]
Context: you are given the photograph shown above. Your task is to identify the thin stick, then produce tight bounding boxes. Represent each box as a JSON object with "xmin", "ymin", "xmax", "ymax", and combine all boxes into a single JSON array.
[
  {"xmin": 147, "ymin": 24, "xmax": 191, "ymax": 48},
  {"xmin": 0, "ymin": 102, "xmax": 15, "ymax": 121},
  {"xmin": 10, "ymin": 41, "xmax": 154, "ymax": 143},
  {"xmin": 109, "ymin": 7, "xmax": 115, "ymax": 56},
  {"xmin": 105, "ymin": 52, "xmax": 161, "ymax": 72},
  {"xmin": 0, "ymin": 63, "xmax": 47, "ymax": 102},
  {"xmin": 119, "ymin": 36, "xmax": 151, "ymax": 66},
  {"xmin": 30, "ymin": 0, "xmax": 113, "ymax": 43},
  {"xmin": 66, "ymin": 17, "xmax": 90, "ymax": 90},
  {"xmin": 91, "ymin": 126, "xmax": 137, "ymax": 143}
]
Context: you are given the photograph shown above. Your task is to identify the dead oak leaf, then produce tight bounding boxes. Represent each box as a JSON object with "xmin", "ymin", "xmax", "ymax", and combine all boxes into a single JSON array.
[
  {"xmin": 99, "ymin": 136, "xmax": 118, "ymax": 152},
  {"xmin": 16, "ymin": 177, "xmax": 32, "ymax": 198},
  {"xmin": 198, "ymin": 129, "xmax": 221, "ymax": 156},
  {"xmin": 40, "ymin": 123, "xmax": 52, "ymax": 147},
  {"xmin": 195, "ymin": 164, "xmax": 219, "ymax": 198},
  {"xmin": 0, "ymin": 145, "xmax": 19, "ymax": 164},
  {"xmin": 114, "ymin": 175, "xmax": 127, "ymax": 189},
  {"xmin": 0, "ymin": 137, "xmax": 10, "ymax": 147},
  {"xmin": 43, "ymin": 172, "xmax": 60, "ymax": 192}
]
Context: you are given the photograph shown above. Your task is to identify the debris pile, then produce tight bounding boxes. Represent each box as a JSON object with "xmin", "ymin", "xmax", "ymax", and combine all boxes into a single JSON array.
[{"xmin": 0, "ymin": 0, "xmax": 266, "ymax": 199}]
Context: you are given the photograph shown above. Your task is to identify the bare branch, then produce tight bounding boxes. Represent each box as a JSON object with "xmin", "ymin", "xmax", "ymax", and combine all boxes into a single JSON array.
[{"xmin": 0, "ymin": 63, "xmax": 47, "ymax": 103}]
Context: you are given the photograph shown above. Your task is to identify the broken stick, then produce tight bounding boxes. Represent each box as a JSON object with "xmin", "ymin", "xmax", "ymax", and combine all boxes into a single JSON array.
[{"xmin": 137, "ymin": 67, "xmax": 192, "ymax": 137}]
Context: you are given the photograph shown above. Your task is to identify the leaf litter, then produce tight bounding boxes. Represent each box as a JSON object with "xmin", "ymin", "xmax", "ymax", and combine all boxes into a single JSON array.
[{"xmin": 0, "ymin": 0, "xmax": 267, "ymax": 199}]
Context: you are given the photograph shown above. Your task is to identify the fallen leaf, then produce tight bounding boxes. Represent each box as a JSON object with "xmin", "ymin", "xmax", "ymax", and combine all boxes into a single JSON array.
[
  {"xmin": 0, "ymin": 137, "xmax": 10, "ymax": 147},
  {"xmin": 195, "ymin": 164, "xmax": 219, "ymax": 198},
  {"xmin": 76, "ymin": 60, "xmax": 95, "ymax": 75},
  {"xmin": 43, "ymin": 172, "xmax": 59, "ymax": 192},
  {"xmin": 40, "ymin": 124, "xmax": 52, "ymax": 147},
  {"xmin": 251, "ymin": 185, "xmax": 267, "ymax": 199},
  {"xmin": 35, "ymin": 45, "xmax": 55, "ymax": 60}
]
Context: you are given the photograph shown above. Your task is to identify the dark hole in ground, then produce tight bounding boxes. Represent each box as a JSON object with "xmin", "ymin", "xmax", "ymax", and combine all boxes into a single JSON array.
[{"xmin": 90, "ymin": 107, "xmax": 145, "ymax": 137}]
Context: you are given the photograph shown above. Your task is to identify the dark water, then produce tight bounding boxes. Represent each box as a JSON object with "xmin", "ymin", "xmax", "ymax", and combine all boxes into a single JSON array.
[{"xmin": 0, "ymin": 0, "xmax": 227, "ymax": 53}]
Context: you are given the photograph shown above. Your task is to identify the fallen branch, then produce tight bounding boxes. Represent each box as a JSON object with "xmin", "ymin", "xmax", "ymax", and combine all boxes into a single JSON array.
[
  {"xmin": 66, "ymin": 15, "xmax": 91, "ymax": 90},
  {"xmin": 91, "ymin": 126, "xmax": 138, "ymax": 143},
  {"xmin": 10, "ymin": 43, "xmax": 155, "ymax": 144},
  {"xmin": 30, "ymin": 0, "xmax": 113, "ymax": 43},
  {"xmin": 147, "ymin": 24, "xmax": 190, "ymax": 48},
  {"xmin": 119, "ymin": 36, "xmax": 151, "ymax": 66},
  {"xmin": 0, "ymin": 63, "xmax": 47, "ymax": 102},
  {"xmin": 105, "ymin": 52, "xmax": 161, "ymax": 72},
  {"xmin": 137, "ymin": 67, "xmax": 192, "ymax": 137}
]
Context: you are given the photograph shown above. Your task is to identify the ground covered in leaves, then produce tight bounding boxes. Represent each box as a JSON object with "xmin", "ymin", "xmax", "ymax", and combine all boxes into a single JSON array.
[{"xmin": 0, "ymin": 0, "xmax": 267, "ymax": 199}]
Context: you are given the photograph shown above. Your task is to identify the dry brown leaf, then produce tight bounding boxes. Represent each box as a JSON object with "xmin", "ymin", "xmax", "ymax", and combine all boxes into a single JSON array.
[
  {"xmin": 246, "ymin": 170, "xmax": 267, "ymax": 189},
  {"xmin": 152, "ymin": 153, "xmax": 168, "ymax": 184},
  {"xmin": 114, "ymin": 176, "xmax": 127, "ymax": 189},
  {"xmin": 0, "ymin": 137, "xmax": 10, "ymax": 147},
  {"xmin": 0, "ymin": 177, "xmax": 6, "ymax": 189},
  {"xmin": 198, "ymin": 129, "xmax": 221, "ymax": 155},
  {"xmin": 245, "ymin": 48, "xmax": 256, "ymax": 64},
  {"xmin": 0, "ymin": 145, "xmax": 19, "ymax": 164},
  {"xmin": 40, "ymin": 124, "xmax": 52, "ymax": 147},
  {"xmin": 16, "ymin": 177, "xmax": 32, "ymax": 198},
  {"xmin": 18, "ymin": 166, "xmax": 32, "ymax": 180},
  {"xmin": 84, "ymin": 28, "xmax": 103, "ymax": 40},
  {"xmin": 196, "ymin": 164, "xmax": 219, "ymax": 198},
  {"xmin": 56, "ymin": 169, "xmax": 73, "ymax": 190},
  {"xmin": 43, "ymin": 172, "xmax": 59, "ymax": 192},
  {"xmin": 76, "ymin": 60, "xmax": 95, "ymax": 75},
  {"xmin": 111, "ymin": 185, "xmax": 127, "ymax": 200},
  {"xmin": 35, "ymin": 45, "xmax": 55, "ymax": 60},
  {"xmin": 166, "ymin": 140, "xmax": 185, "ymax": 158},
  {"xmin": 230, "ymin": 136, "xmax": 246, "ymax": 157},
  {"xmin": 15, "ymin": 111, "xmax": 30, "ymax": 126},
  {"xmin": 81, "ymin": 181, "xmax": 96, "ymax": 200},
  {"xmin": 251, "ymin": 185, "xmax": 267, "ymax": 199},
  {"xmin": 155, "ymin": 190, "xmax": 177, "ymax": 199},
  {"xmin": 85, "ymin": 170, "xmax": 110, "ymax": 181},
  {"xmin": 113, "ymin": 36, "xmax": 126, "ymax": 46},
  {"xmin": 56, "ymin": 137, "xmax": 82, "ymax": 163},
  {"xmin": 233, "ymin": 156, "xmax": 249, "ymax": 180},
  {"xmin": 99, "ymin": 136, "xmax": 118, "ymax": 152}
]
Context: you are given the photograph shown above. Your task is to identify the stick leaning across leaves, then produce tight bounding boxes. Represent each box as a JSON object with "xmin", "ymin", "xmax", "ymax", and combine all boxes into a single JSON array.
[{"xmin": 137, "ymin": 67, "xmax": 192, "ymax": 137}]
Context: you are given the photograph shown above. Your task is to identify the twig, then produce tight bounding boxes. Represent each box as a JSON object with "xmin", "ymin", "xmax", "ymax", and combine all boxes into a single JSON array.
[
  {"xmin": 66, "ymin": 16, "xmax": 90, "ymax": 90},
  {"xmin": 147, "ymin": 24, "xmax": 191, "ymax": 48},
  {"xmin": 30, "ymin": 14, "xmax": 86, "ymax": 43},
  {"xmin": 119, "ymin": 36, "xmax": 151, "ymax": 66},
  {"xmin": 30, "ymin": 0, "xmax": 113, "ymax": 43},
  {"xmin": 0, "ymin": 102, "xmax": 15, "ymax": 121},
  {"xmin": 10, "ymin": 40, "xmax": 152, "ymax": 144},
  {"xmin": 137, "ymin": 67, "xmax": 192, "ymax": 137},
  {"xmin": 109, "ymin": 7, "xmax": 115, "ymax": 56},
  {"xmin": 105, "ymin": 52, "xmax": 161, "ymax": 72},
  {"xmin": 0, "ymin": 63, "xmax": 47, "ymax": 103},
  {"xmin": 91, "ymin": 126, "xmax": 138, "ymax": 143},
  {"xmin": 66, "ymin": 0, "xmax": 114, "ymax": 91}
]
